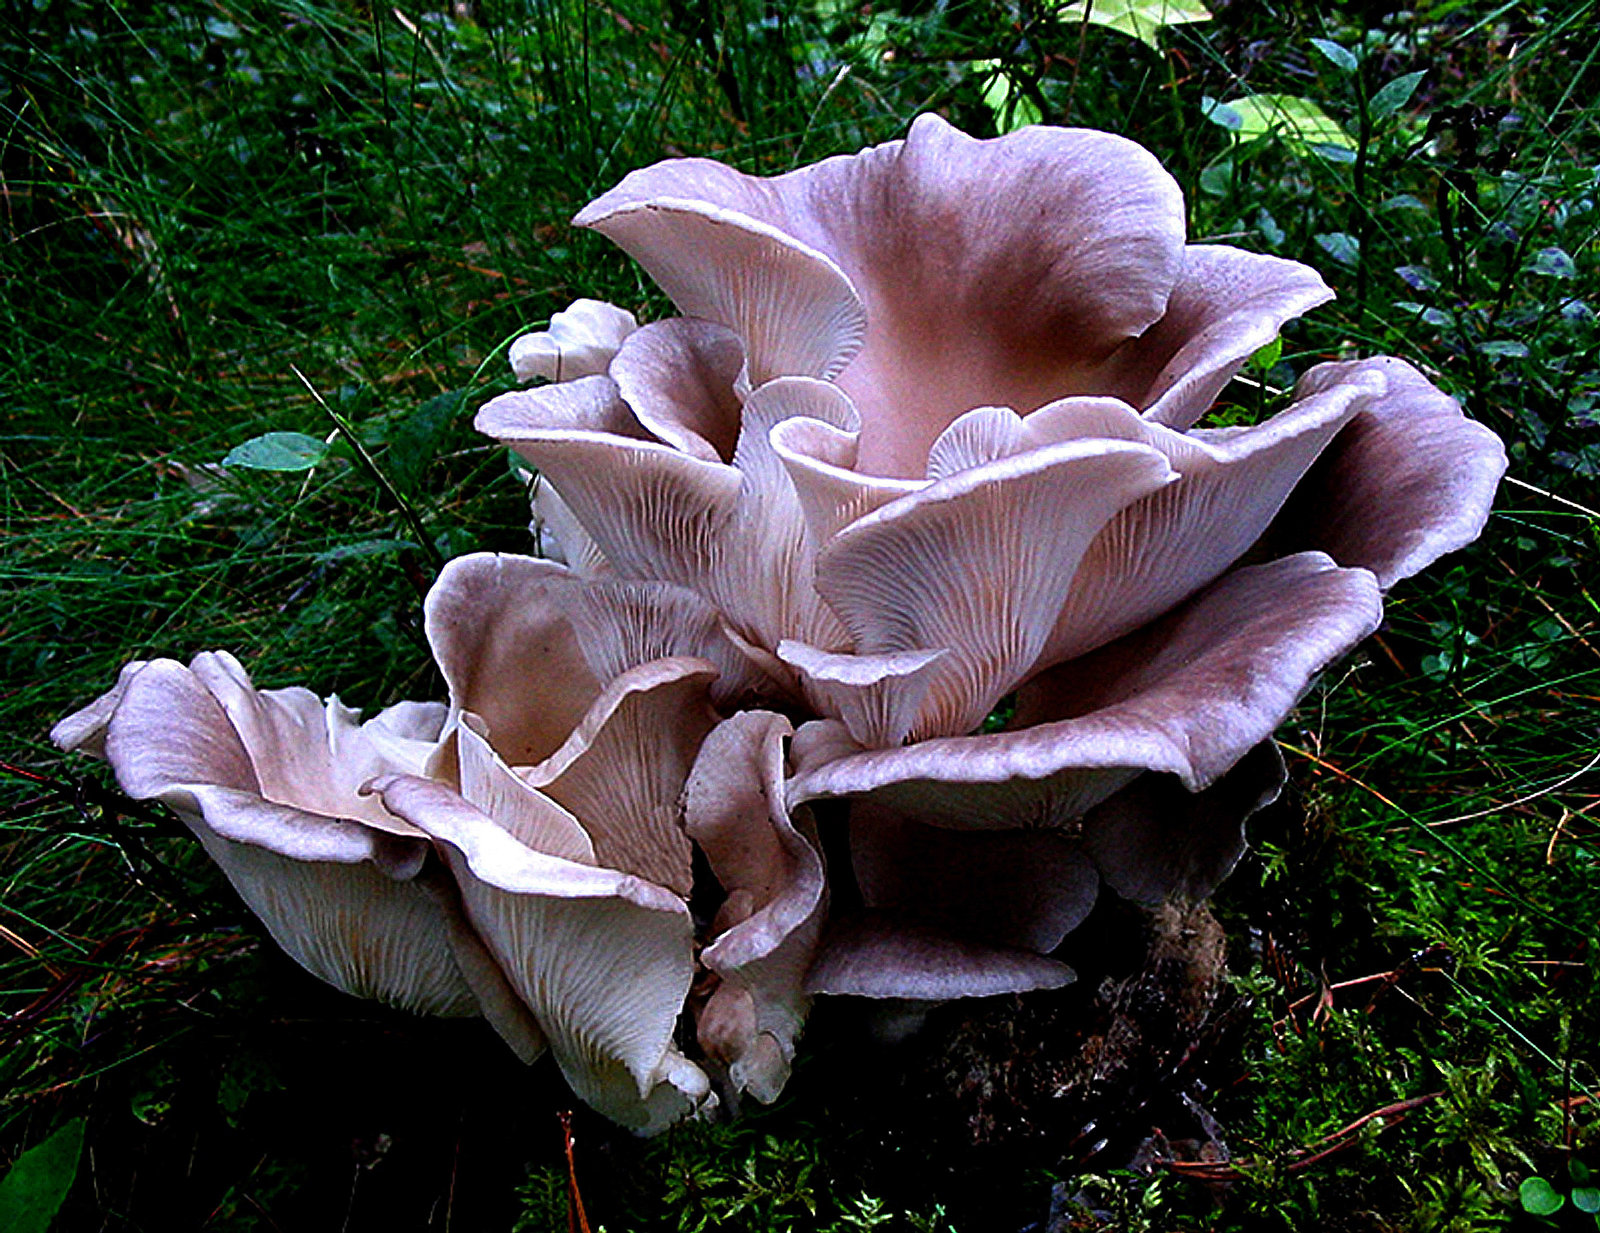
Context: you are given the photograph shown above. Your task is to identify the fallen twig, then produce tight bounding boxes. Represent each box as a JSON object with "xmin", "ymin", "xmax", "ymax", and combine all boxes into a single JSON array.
[
  {"xmin": 560, "ymin": 1111, "xmax": 592, "ymax": 1233},
  {"xmin": 1, "ymin": 759, "xmax": 198, "ymax": 909},
  {"xmin": 1167, "ymin": 1091, "xmax": 1446, "ymax": 1183}
]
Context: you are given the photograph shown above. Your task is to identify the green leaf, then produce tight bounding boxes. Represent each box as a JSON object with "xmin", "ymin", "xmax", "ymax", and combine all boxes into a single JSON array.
[
  {"xmin": 313, "ymin": 538, "xmax": 418, "ymax": 564},
  {"xmin": 1521, "ymin": 1177, "xmax": 1566, "ymax": 1216},
  {"xmin": 1530, "ymin": 247, "xmax": 1577, "ymax": 279},
  {"xmin": 1310, "ymin": 38, "xmax": 1359, "ymax": 72},
  {"xmin": 1574, "ymin": 1187, "xmax": 1600, "ymax": 1214},
  {"xmin": 1248, "ymin": 336, "xmax": 1283, "ymax": 371},
  {"xmin": 1397, "ymin": 301, "xmax": 1454, "ymax": 328},
  {"xmin": 1478, "ymin": 339, "xmax": 1530, "ymax": 358},
  {"xmin": 970, "ymin": 61, "xmax": 1042, "ymax": 133},
  {"xmin": 1201, "ymin": 95, "xmax": 1243, "ymax": 132},
  {"xmin": 1395, "ymin": 264, "xmax": 1441, "ymax": 291},
  {"xmin": 1255, "ymin": 207, "xmax": 1285, "ymax": 248},
  {"xmin": 388, "ymin": 388, "xmax": 463, "ymax": 494},
  {"xmin": 1052, "ymin": 0, "xmax": 1212, "ymax": 50},
  {"xmin": 1315, "ymin": 232, "xmax": 1361, "ymax": 268},
  {"xmin": 846, "ymin": 10, "xmax": 899, "ymax": 62},
  {"xmin": 1198, "ymin": 158, "xmax": 1234, "ymax": 197},
  {"xmin": 224, "ymin": 431, "xmax": 329, "ymax": 472},
  {"xmin": 1222, "ymin": 94, "xmax": 1356, "ymax": 155},
  {"xmin": 0, "ymin": 1119, "xmax": 85, "ymax": 1233},
  {"xmin": 1370, "ymin": 70, "xmax": 1425, "ymax": 120},
  {"xmin": 1381, "ymin": 193, "xmax": 1429, "ymax": 212}
]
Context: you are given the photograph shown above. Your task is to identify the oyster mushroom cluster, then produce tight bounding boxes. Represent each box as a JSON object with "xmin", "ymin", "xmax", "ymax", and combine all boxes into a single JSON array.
[{"xmin": 56, "ymin": 115, "xmax": 1505, "ymax": 1133}]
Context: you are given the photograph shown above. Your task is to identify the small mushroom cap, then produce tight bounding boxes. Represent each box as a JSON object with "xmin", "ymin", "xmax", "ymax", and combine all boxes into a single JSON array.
[
  {"xmin": 509, "ymin": 298, "xmax": 639, "ymax": 384},
  {"xmin": 684, "ymin": 710, "xmax": 828, "ymax": 1104},
  {"xmin": 805, "ymin": 914, "xmax": 1076, "ymax": 1000}
]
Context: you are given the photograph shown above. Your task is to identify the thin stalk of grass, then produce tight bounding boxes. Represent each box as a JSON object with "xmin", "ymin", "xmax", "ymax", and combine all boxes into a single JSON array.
[{"xmin": 291, "ymin": 365, "xmax": 445, "ymax": 575}]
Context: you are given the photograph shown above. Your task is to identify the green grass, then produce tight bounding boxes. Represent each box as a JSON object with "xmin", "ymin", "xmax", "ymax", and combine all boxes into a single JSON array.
[{"xmin": 2, "ymin": 0, "xmax": 1597, "ymax": 1228}]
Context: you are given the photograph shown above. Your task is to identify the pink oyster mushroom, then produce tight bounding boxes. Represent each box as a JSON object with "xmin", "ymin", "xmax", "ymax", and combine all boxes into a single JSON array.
[
  {"xmin": 54, "ymin": 114, "xmax": 1508, "ymax": 1129},
  {"xmin": 480, "ymin": 114, "xmax": 1505, "ymax": 998},
  {"xmin": 53, "ymin": 557, "xmax": 798, "ymax": 1132}
]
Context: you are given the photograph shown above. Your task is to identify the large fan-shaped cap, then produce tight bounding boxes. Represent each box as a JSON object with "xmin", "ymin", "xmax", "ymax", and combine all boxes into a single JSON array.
[
  {"xmin": 809, "ymin": 436, "xmax": 1175, "ymax": 740},
  {"xmin": 575, "ymin": 194, "xmax": 868, "ymax": 388},
  {"xmin": 1273, "ymin": 356, "xmax": 1507, "ymax": 587},
  {"xmin": 425, "ymin": 553, "xmax": 775, "ymax": 759},
  {"xmin": 1082, "ymin": 740, "xmax": 1286, "ymax": 905},
  {"xmin": 580, "ymin": 115, "xmax": 1187, "ymax": 478},
  {"xmin": 374, "ymin": 773, "xmax": 707, "ymax": 1134},
  {"xmin": 480, "ymin": 367, "xmax": 858, "ymax": 656},
  {"xmin": 517, "ymin": 657, "xmax": 720, "ymax": 898},
  {"xmin": 424, "ymin": 554, "xmax": 605, "ymax": 766},
  {"xmin": 1094, "ymin": 244, "xmax": 1335, "ymax": 430},
  {"xmin": 53, "ymin": 655, "xmax": 474, "ymax": 1017},
  {"xmin": 1033, "ymin": 366, "xmax": 1382, "ymax": 668},
  {"xmin": 608, "ymin": 317, "xmax": 746, "ymax": 462},
  {"xmin": 789, "ymin": 553, "xmax": 1381, "ymax": 826}
]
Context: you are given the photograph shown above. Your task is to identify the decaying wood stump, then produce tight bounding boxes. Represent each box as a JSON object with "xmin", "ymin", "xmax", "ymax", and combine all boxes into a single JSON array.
[
  {"xmin": 902, "ymin": 896, "xmax": 1235, "ymax": 1155},
  {"xmin": 808, "ymin": 893, "xmax": 1244, "ymax": 1227}
]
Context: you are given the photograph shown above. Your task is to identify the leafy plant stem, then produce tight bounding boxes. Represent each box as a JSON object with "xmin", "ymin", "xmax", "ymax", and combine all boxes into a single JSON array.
[
  {"xmin": 290, "ymin": 366, "xmax": 445, "ymax": 575},
  {"xmin": 1353, "ymin": 63, "xmax": 1371, "ymax": 315},
  {"xmin": 1065, "ymin": 0, "xmax": 1093, "ymax": 122}
]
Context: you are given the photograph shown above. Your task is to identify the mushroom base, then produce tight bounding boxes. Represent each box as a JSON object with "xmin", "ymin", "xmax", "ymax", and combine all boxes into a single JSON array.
[
  {"xmin": 798, "ymin": 892, "xmax": 1242, "ymax": 1230},
  {"xmin": 897, "ymin": 897, "xmax": 1233, "ymax": 1158}
]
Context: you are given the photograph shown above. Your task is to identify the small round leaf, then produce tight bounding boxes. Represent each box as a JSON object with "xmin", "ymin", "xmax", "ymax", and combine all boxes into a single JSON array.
[
  {"xmin": 1201, "ymin": 96, "xmax": 1243, "ymax": 132},
  {"xmin": 224, "ymin": 431, "xmax": 330, "ymax": 472},
  {"xmin": 1530, "ymin": 247, "xmax": 1578, "ymax": 279},
  {"xmin": 1521, "ymin": 1177, "xmax": 1566, "ymax": 1216}
]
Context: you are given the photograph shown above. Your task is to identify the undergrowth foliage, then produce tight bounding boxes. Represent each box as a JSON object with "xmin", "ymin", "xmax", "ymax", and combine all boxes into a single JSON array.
[{"xmin": 1, "ymin": 0, "xmax": 1595, "ymax": 1229}]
